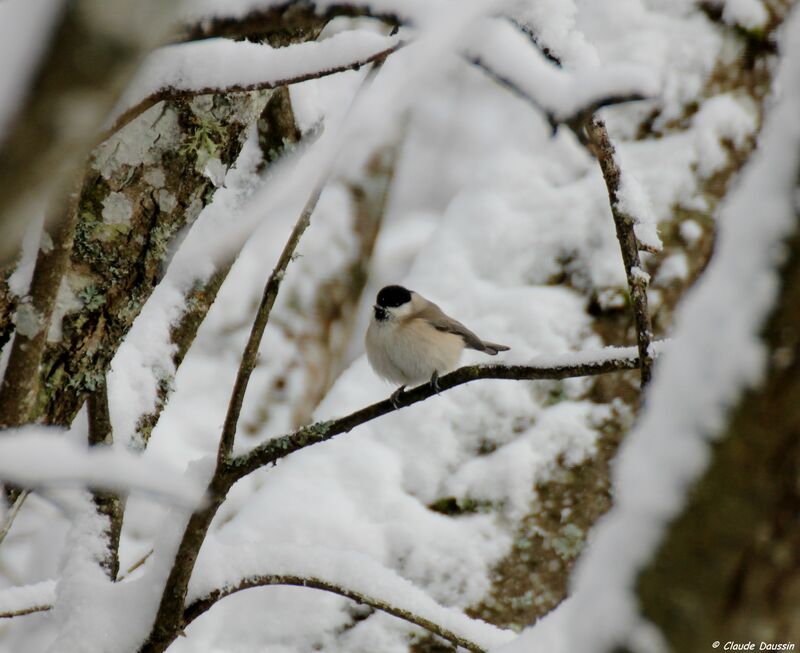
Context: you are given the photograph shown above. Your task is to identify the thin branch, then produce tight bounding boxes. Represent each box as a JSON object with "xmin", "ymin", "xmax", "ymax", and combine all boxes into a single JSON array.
[
  {"xmin": 216, "ymin": 186, "xmax": 322, "ymax": 462},
  {"xmin": 99, "ymin": 41, "xmax": 405, "ymax": 145},
  {"xmin": 184, "ymin": 574, "xmax": 491, "ymax": 653},
  {"xmin": 217, "ymin": 53, "xmax": 390, "ymax": 463},
  {"xmin": 581, "ymin": 118, "xmax": 655, "ymax": 387},
  {"xmin": 228, "ymin": 348, "xmax": 649, "ymax": 480},
  {"xmin": 0, "ymin": 489, "xmax": 29, "ymax": 549},
  {"xmin": 0, "ymin": 604, "xmax": 51, "ymax": 620}
]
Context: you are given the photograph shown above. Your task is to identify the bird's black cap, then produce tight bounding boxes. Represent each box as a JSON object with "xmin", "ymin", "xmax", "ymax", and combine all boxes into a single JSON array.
[{"xmin": 376, "ymin": 285, "xmax": 412, "ymax": 308}]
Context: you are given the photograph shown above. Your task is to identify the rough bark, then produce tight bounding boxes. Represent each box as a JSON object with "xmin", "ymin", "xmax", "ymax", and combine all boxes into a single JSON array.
[
  {"xmin": 135, "ymin": 87, "xmax": 306, "ymax": 447},
  {"xmin": 445, "ymin": 6, "xmax": 787, "ymax": 641},
  {"xmin": 27, "ymin": 91, "xmax": 269, "ymax": 427},
  {"xmin": 637, "ymin": 231, "xmax": 800, "ymax": 649}
]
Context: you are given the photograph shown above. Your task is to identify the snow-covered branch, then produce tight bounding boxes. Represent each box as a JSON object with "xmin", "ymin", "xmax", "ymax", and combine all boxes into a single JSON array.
[
  {"xmin": 0, "ymin": 430, "xmax": 204, "ymax": 508},
  {"xmin": 0, "ymin": 580, "xmax": 55, "ymax": 620},
  {"xmin": 185, "ymin": 575, "xmax": 505, "ymax": 653},
  {"xmin": 466, "ymin": 18, "xmax": 654, "ymax": 129},
  {"xmin": 103, "ymin": 31, "xmax": 403, "ymax": 142},
  {"xmin": 186, "ymin": 542, "xmax": 512, "ymax": 652}
]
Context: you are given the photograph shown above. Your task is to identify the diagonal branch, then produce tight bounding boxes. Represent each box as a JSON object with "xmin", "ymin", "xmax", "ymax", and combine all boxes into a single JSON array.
[
  {"xmin": 227, "ymin": 345, "xmax": 655, "ymax": 480},
  {"xmin": 183, "ymin": 574, "xmax": 493, "ymax": 653},
  {"xmin": 100, "ymin": 40, "xmax": 405, "ymax": 145},
  {"xmin": 216, "ymin": 184, "xmax": 324, "ymax": 463}
]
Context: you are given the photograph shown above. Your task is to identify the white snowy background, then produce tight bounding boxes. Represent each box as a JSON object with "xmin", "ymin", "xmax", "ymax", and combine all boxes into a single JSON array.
[{"xmin": 0, "ymin": 0, "xmax": 796, "ymax": 651}]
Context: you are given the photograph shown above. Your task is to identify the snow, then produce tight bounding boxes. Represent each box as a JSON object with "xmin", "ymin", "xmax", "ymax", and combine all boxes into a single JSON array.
[
  {"xmin": 722, "ymin": 0, "xmax": 769, "ymax": 29},
  {"xmin": 500, "ymin": 5, "xmax": 800, "ymax": 651},
  {"xmin": 0, "ymin": 429, "xmax": 205, "ymax": 508},
  {"xmin": 679, "ymin": 219, "xmax": 703, "ymax": 246},
  {"xmin": 0, "ymin": 580, "xmax": 55, "ymax": 616},
  {"xmin": 692, "ymin": 93, "xmax": 758, "ymax": 178},
  {"xmin": 112, "ymin": 30, "xmax": 401, "ymax": 123},
  {"xmin": 188, "ymin": 542, "xmax": 514, "ymax": 650},
  {"xmin": 615, "ymin": 151, "xmax": 663, "ymax": 252},
  {"xmin": 654, "ymin": 252, "xmax": 689, "ymax": 286},
  {"xmin": 0, "ymin": 0, "xmax": 784, "ymax": 651},
  {"xmin": 468, "ymin": 18, "xmax": 658, "ymax": 122}
]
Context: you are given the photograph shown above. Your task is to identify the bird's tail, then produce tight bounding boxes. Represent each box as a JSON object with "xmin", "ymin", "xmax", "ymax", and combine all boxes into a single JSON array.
[{"xmin": 481, "ymin": 341, "xmax": 510, "ymax": 355}]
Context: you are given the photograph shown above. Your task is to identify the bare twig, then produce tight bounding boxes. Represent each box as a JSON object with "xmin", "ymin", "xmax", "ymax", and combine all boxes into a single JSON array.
[
  {"xmin": 99, "ymin": 41, "xmax": 405, "ymax": 145},
  {"xmin": 0, "ymin": 489, "xmax": 29, "ymax": 548},
  {"xmin": 184, "ymin": 574, "xmax": 493, "ymax": 653},
  {"xmin": 117, "ymin": 550, "xmax": 153, "ymax": 581},
  {"xmin": 581, "ymin": 118, "xmax": 655, "ymax": 387},
  {"xmin": 0, "ymin": 604, "xmax": 51, "ymax": 620},
  {"xmin": 228, "ymin": 348, "xmax": 650, "ymax": 479}
]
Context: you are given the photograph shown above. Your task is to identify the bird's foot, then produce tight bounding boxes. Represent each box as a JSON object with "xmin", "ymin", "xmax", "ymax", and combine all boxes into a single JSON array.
[
  {"xmin": 430, "ymin": 370, "xmax": 441, "ymax": 394},
  {"xmin": 390, "ymin": 385, "xmax": 406, "ymax": 409}
]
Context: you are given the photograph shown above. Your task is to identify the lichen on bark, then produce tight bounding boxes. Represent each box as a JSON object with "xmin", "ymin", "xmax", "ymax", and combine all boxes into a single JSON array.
[{"xmin": 34, "ymin": 91, "xmax": 274, "ymax": 425}]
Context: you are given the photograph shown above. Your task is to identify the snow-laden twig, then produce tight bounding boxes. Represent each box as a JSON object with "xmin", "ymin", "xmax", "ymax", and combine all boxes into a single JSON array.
[
  {"xmin": 542, "ymin": 9, "xmax": 800, "ymax": 651},
  {"xmin": 184, "ymin": 574, "xmax": 501, "ymax": 653},
  {"xmin": 101, "ymin": 34, "xmax": 404, "ymax": 144},
  {"xmin": 0, "ymin": 430, "xmax": 205, "ymax": 507},
  {"xmin": 466, "ymin": 18, "xmax": 653, "ymax": 130},
  {"xmin": 186, "ymin": 541, "xmax": 513, "ymax": 651},
  {"xmin": 0, "ymin": 579, "xmax": 55, "ymax": 619},
  {"xmin": 229, "ymin": 344, "xmax": 661, "ymax": 478}
]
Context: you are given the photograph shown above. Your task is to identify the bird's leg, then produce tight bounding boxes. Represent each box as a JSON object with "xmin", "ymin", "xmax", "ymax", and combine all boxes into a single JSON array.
[
  {"xmin": 430, "ymin": 370, "xmax": 440, "ymax": 394},
  {"xmin": 390, "ymin": 385, "xmax": 406, "ymax": 409}
]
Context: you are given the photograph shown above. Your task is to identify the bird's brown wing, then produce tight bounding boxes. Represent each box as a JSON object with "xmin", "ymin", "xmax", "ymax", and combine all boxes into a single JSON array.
[{"xmin": 414, "ymin": 300, "xmax": 489, "ymax": 352}]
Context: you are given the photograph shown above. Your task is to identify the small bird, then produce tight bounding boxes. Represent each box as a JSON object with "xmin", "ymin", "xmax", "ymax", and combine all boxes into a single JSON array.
[{"xmin": 365, "ymin": 285, "xmax": 509, "ymax": 405}]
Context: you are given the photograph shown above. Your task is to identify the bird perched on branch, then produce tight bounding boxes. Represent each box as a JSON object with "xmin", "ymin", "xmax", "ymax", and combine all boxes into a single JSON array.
[{"xmin": 366, "ymin": 285, "xmax": 509, "ymax": 406}]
